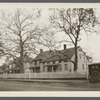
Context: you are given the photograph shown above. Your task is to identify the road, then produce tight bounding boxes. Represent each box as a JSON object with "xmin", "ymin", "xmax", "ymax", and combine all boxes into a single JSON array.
[{"xmin": 0, "ymin": 79, "xmax": 100, "ymax": 91}]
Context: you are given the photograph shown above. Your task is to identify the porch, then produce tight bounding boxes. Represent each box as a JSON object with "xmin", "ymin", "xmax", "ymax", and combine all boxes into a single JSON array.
[
  {"xmin": 43, "ymin": 64, "xmax": 59, "ymax": 72},
  {"xmin": 6, "ymin": 68, "xmax": 20, "ymax": 74}
]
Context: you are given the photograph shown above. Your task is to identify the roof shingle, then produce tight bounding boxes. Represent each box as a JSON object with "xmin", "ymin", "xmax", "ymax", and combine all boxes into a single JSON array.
[{"xmin": 34, "ymin": 47, "xmax": 75, "ymax": 62}]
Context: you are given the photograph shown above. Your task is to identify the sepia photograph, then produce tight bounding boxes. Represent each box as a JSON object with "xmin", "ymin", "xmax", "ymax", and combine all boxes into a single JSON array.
[{"xmin": 0, "ymin": 3, "xmax": 100, "ymax": 96}]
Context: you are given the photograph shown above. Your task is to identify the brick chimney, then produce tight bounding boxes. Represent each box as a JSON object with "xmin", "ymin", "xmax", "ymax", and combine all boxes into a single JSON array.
[
  {"xmin": 64, "ymin": 44, "xmax": 67, "ymax": 50},
  {"xmin": 40, "ymin": 49, "xmax": 43, "ymax": 53}
]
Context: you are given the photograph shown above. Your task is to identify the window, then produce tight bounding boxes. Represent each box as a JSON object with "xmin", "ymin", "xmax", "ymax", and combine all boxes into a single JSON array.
[
  {"xmin": 82, "ymin": 64, "xmax": 84, "ymax": 70},
  {"xmin": 65, "ymin": 64, "xmax": 68, "ymax": 71},
  {"xmin": 95, "ymin": 66, "xmax": 98, "ymax": 69},
  {"xmin": 53, "ymin": 66, "xmax": 57, "ymax": 72},
  {"xmin": 92, "ymin": 66, "xmax": 94, "ymax": 69},
  {"xmin": 48, "ymin": 67, "xmax": 52, "ymax": 72},
  {"xmin": 36, "ymin": 67, "xmax": 40, "ymax": 73},
  {"xmin": 35, "ymin": 61, "xmax": 37, "ymax": 65},
  {"xmin": 38, "ymin": 61, "xmax": 40, "ymax": 65},
  {"xmin": 79, "ymin": 54, "xmax": 81, "ymax": 59}
]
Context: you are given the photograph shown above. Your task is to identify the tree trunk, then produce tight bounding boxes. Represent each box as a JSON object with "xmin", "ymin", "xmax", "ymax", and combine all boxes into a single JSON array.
[
  {"xmin": 19, "ymin": 52, "xmax": 24, "ymax": 73},
  {"xmin": 74, "ymin": 40, "xmax": 78, "ymax": 71},
  {"xmin": 19, "ymin": 33, "xmax": 24, "ymax": 73},
  {"xmin": 74, "ymin": 25, "xmax": 80, "ymax": 71}
]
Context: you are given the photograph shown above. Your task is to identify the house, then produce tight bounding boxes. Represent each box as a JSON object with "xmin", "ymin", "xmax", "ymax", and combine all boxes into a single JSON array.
[
  {"xmin": 29, "ymin": 45, "xmax": 92, "ymax": 75},
  {"xmin": 2, "ymin": 57, "xmax": 20, "ymax": 74},
  {"xmin": 2, "ymin": 55, "xmax": 33, "ymax": 74}
]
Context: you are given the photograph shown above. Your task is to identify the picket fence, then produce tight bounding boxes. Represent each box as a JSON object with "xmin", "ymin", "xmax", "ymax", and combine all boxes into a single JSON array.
[{"xmin": 0, "ymin": 72, "xmax": 87, "ymax": 79}]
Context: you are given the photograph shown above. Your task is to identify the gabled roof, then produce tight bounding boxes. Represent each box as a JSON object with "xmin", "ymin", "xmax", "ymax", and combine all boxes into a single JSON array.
[{"xmin": 34, "ymin": 47, "xmax": 76, "ymax": 62}]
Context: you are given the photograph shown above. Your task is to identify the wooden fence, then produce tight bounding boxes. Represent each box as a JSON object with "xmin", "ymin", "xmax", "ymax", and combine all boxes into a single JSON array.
[{"xmin": 0, "ymin": 72, "xmax": 87, "ymax": 79}]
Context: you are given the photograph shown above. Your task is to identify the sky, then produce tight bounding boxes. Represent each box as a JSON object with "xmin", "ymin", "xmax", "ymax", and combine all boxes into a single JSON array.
[
  {"xmin": 0, "ymin": 4, "xmax": 100, "ymax": 66},
  {"xmin": 79, "ymin": 32, "xmax": 100, "ymax": 62}
]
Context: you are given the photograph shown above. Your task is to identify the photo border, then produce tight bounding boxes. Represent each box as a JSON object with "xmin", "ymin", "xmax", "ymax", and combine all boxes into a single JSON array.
[
  {"xmin": 0, "ymin": 0, "xmax": 99, "ymax": 3},
  {"xmin": 0, "ymin": 2, "xmax": 100, "ymax": 99}
]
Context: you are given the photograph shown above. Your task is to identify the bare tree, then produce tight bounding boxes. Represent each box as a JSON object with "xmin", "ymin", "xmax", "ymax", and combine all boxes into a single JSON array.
[
  {"xmin": 1, "ymin": 9, "xmax": 42, "ymax": 73},
  {"xmin": 49, "ymin": 8, "xmax": 97, "ymax": 71},
  {"xmin": 37, "ymin": 29, "xmax": 59, "ymax": 50}
]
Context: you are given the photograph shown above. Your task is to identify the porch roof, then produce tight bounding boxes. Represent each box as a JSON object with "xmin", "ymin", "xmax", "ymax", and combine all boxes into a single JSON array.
[
  {"xmin": 29, "ymin": 66, "xmax": 40, "ymax": 69},
  {"xmin": 7, "ymin": 67, "xmax": 20, "ymax": 71},
  {"xmin": 44, "ymin": 64, "xmax": 59, "ymax": 67},
  {"xmin": 33, "ymin": 47, "xmax": 77, "ymax": 62}
]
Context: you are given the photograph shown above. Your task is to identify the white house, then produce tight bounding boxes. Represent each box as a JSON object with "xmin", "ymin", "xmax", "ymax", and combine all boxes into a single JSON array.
[{"xmin": 29, "ymin": 45, "xmax": 92, "ymax": 76}]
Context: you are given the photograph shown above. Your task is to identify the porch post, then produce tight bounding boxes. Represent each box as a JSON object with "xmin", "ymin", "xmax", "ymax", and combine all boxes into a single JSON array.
[{"xmin": 40, "ymin": 63, "xmax": 43, "ymax": 72}]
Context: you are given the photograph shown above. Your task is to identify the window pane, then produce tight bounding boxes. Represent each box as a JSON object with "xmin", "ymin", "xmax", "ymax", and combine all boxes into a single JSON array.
[
  {"xmin": 82, "ymin": 64, "xmax": 84, "ymax": 70},
  {"xmin": 65, "ymin": 64, "xmax": 68, "ymax": 71}
]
